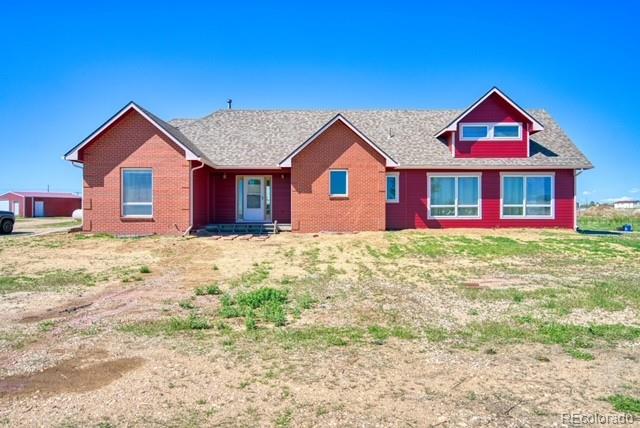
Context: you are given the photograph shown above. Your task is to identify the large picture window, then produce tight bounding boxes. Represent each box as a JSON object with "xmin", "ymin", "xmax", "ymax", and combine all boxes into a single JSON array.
[
  {"xmin": 501, "ymin": 174, "xmax": 554, "ymax": 218},
  {"xmin": 122, "ymin": 169, "xmax": 153, "ymax": 217},
  {"xmin": 428, "ymin": 174, "xmax": 481, "ymax": 218}
]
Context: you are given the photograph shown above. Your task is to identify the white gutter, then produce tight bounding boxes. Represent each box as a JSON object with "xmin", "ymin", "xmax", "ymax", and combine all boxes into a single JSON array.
[
  {"xmin": 184, "ymin": 160, "xmax": 206, "ymax": 236},
  {"xmin": 574, "ymin": 168, "xmax": 585, "ymax": 230},
  {"xmin": 71, "ymin": 161, "xmax": 84, "ymax": 230}
]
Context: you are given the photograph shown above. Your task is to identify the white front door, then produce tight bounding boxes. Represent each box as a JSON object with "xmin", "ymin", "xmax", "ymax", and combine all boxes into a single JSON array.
[
  {"xmin": 34, "ymin": 201, "xmax": 44, "ymax": 217},
  {"xmin": 244, "ymin": 177, "xmax": 264, "ymax": 221},
  {"xmin": 13, "ymin": 202, "xmax": 20, "ymax": 216}
]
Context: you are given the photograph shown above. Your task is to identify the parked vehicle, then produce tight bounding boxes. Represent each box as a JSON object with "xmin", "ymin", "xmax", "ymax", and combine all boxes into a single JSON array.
[{"xmin": 0, "ymin": 211, "xmax": 15, "ymax": 234}]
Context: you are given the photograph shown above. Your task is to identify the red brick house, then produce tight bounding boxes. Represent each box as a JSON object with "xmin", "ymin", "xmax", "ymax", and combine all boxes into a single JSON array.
[
  {"xmin": 0, "ymin": 192, "xmax": 81, "ymax": 218},
  {"xmin": 64, "ymin": 88, "xmax": 592, "ymax": 235}
]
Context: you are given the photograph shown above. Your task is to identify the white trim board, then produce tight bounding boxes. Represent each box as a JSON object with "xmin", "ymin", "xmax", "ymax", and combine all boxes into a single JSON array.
[
  {"xmin": 279, "ymin": 114, "xmax": 398, "ymax": 167},
  {"xmin": 64, "ymin": 102, "xmax": 204, "ymax": 163},
  {"xmin": 435, "ymin": 87, "xmax": 544, "ymax": 138}
]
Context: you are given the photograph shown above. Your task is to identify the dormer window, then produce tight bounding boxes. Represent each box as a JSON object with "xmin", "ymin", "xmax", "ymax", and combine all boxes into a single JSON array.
[{"xmin": 460, "ymin": 123, "xmax": 522, "ymax": 141}]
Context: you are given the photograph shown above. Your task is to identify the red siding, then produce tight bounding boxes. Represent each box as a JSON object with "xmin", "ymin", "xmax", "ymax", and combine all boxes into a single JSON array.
[
  {"xmin": 386, "ymin": 169, "xmax": 575, "ymax": 229},
  {"xmin": 455, "ymin": 93, "xmax": 530, "ymax": 158}
]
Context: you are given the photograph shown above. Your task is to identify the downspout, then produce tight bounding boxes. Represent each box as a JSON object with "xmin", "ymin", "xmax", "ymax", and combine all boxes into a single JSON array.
[
  {"xmin": 184, "ymin": 160, "xmax": 206, "ymax": 236},
  {"xmin": 574, "ymin": 169, "xmax": 584, "ymax": 231},
  {"xmin": 71, "ymin": 161, "xmax": 84, "ymax": 230}
]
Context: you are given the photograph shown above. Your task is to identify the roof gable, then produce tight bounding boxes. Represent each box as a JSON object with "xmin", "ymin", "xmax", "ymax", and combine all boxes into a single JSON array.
[
  {"xmin": 435, "ymin": 87, "xmax": 545, "ymax": 138},
  {"xmin": 64, "ymin": 102, "xmax": 210, "ymax": 164},
  {"xmin": 279, "ymin": 114, "xmax": 398, "ymax": 167}
]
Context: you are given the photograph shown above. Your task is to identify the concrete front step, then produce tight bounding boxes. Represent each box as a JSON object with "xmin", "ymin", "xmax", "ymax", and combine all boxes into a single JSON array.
[{"xmin": 200, "ymin": 223, "xmax": 291, "ymax": 235}]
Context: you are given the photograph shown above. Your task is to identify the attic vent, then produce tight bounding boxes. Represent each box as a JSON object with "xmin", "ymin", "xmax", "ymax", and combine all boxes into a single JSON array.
[{"xmin": 388, "ymin": 128, "xmax": 394, "ymax": 138}]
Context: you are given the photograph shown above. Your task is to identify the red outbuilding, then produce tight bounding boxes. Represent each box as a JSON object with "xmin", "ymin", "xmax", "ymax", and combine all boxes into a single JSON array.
[{"xmin": 0, "ymin": 192, "xmax": 81, "ymax": 217}]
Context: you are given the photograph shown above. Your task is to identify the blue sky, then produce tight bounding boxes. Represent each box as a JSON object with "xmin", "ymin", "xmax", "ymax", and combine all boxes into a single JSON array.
[{"xmin": 1, "ymin": 1, "xmax": 638, "ymax": 203}]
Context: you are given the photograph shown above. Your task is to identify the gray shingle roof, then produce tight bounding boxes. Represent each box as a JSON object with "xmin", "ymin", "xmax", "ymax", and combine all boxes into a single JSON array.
[{"xmin": 167, "ymin": 109, "xmax": 592, "ymax": 169}]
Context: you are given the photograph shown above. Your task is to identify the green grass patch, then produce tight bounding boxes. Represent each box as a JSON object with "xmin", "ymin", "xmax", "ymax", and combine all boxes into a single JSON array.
[
  {"xmin": 139, "ymin": 265, "xmax": 151, "ymax": 274},
  {"xmin": 0, "ymin": 270, "xmax": 95, "ymax": 294},
  {"xmin": 221, "ymin": 287, "xmax": 289, "ymax": 328},
  {"xmin": 462, "ymin": 279, "xmax": 640, "ymax": 314},
  {"xmin": 606, "ymin": 394, "xmax": 640, "ymax": 414},
  {"xmin": 119, "ymin": 314, "xmax": 211, "ymax": 336},
  {"xmin": 579, "ymin": 214, "xmax": 640, "ymax": 232},
  {"xmin": 230, "ymin": 262, "xmax": 271, "ymax": 287},
  {"xmin": 368, "ymin": 325, "xmax": 419, "ymax": 342},
  {"xmin": 565, "ymin": 348, "xmax": 594, "ymax": 361},
  {"xmin": 435, "ymin": 319, "xmax": 640, "ymax": 359}
]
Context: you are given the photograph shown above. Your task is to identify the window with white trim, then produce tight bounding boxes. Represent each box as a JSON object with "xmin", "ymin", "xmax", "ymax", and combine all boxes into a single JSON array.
[
  {"xmin": 501, "ymin": 174, "xmax": 554, "ymax": 218},
  {"xmin": 122, "ymin": 169, "xmax": 153, "ymax": 217},
  {"xmin": 386, "ymin": 173, "xmax": 399, "ymax": 203},
  {"xmin": 429, "ymin": 174, "xmax": 481, "ymax": 218},
  {"xmin": 329, "ymin": 170, "xmax": 348, "ymax": 197},
  {"xmin": 460, "ymin": 123, "xmax": 522, "ymax": 141}
]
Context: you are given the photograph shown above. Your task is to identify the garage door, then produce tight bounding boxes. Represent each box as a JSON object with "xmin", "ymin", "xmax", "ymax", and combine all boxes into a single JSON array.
[{"xmin": 0, "ymin": 201, "xmax": 9, "ymax": 211}]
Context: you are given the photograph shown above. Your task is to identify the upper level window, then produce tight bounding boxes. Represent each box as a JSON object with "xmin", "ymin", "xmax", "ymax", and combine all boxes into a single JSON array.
[
  {"xmin": 460, "ymin": 123, "xmax": 522, "ymax": 141},
  {"xmin": 501, "ymin": 174, "xmax": 554, "ymax": 218},
  {"xmin": 330, "ymin": 170, "xmax": 348, "ymax": 197},
  {"xmin": 428, "ymin": 174, "xmax": 481, "ymax": 218},
  {"xmin": 386, "ymin": 173, "xmax": 399, "ymax": 203},
  {"xmin": 122, "ymin": 169, "xmax": 153, "ymax": 217}
]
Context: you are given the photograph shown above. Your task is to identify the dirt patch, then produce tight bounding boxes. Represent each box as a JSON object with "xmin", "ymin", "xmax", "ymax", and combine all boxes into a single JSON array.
[{"xmin": 0, "ymin": 349, "xmax": 144, "ymax": 399}]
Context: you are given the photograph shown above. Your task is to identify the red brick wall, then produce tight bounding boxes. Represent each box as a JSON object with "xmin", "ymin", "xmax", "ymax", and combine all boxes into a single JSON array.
[
  {"xmin": 455, "ymin": 93, "xmax": 530, "ymax": 158},
  {"xmin": 386, "ymin": 169, "xmax": 575, "ymax": 229},
  {"xmin": 291, "ymin": 120, "xmax": 386, "ymax": 232},
  {"xmin": 80, "ymin": 109, "xmax": 190, "ymax": 235}
]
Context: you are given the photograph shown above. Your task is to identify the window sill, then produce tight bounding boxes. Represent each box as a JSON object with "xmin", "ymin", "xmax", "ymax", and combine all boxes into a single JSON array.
[
  {"xmin": 501, "ymin": 216, "xmax": 555, "ymax": 220},
  {"xmin": 428, "ymin": 217, "xmax": 482, "ymax": 220},
  {"xmin": 386, "ymin": 200, "xmax": 399, "ymax": 204},
  {"xmin": 121, "ymin": 217, "xmax": 155, "ymax": 222},
  {"xmin": 330, "ymin": 195, "xmax": 349, "ymax": 200}
]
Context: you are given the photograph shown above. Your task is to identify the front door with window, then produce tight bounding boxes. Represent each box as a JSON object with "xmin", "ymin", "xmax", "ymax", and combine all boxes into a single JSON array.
[{"xmin": 243, "ymin": 177, "xmax": 264, "ymax": 221}]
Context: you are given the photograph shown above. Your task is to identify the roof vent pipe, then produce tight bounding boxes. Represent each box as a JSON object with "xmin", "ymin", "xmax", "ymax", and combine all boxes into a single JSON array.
[{"xmin": 227, "ymin": 99, "xmax": 232, "ymax": 109}]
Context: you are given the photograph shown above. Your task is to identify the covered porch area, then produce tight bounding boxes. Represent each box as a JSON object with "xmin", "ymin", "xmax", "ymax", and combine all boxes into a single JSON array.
[{"xmin": 192, "ymin": 165, "xmax": 291, "ymax": 232}]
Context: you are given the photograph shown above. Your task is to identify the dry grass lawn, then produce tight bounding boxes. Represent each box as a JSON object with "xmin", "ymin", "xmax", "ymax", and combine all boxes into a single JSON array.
[{"xmin": 0, "ymin": 228, "xmax": 639, "ymax": 427}]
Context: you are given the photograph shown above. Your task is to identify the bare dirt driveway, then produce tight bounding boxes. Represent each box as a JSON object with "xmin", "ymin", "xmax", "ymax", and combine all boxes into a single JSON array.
[{"xmin": 0, "ymin": 229, "xmax": 639, "ymax": 427}]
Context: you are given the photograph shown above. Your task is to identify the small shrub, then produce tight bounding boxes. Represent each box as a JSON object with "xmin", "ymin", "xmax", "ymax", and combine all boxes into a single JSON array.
[
  {"xmin": 195, "ymin": 283, "xmax": 222, "ymax": 296},
  {"xmin": 566, "ymin": 348, "xmax": 594, "ymax": 361},
  {"xmin": 38, "ymin": 320, "xmax": 55, "ymax": 332},
  {"xmin": 179, "ymin": 300, "xmax": 195, "ymax": 310},
  {"xmin": 139, "ymin": 266, "xmax": 151, "ymax": 274}
]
